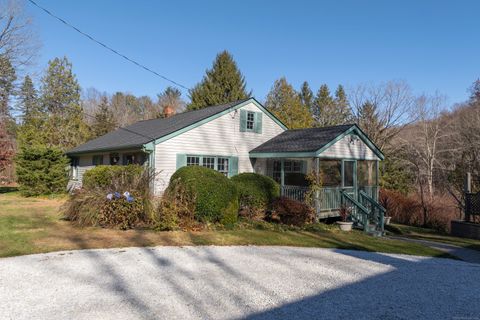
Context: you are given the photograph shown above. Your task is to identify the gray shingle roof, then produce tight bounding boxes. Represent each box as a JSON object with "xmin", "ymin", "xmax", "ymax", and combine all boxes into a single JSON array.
[
  {"xmin": 250, "ymin": 124, "xmax": 356, "ymax": 153},
  {"xmin": 67, "ymin": 98, "xmax": 251, "ymax": 154}
]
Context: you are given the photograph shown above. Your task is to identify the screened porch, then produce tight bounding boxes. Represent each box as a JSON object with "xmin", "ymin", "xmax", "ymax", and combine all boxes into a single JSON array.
[{"xmin": 263, "ymin": 158, "xmax": 379, "ymax": 218}]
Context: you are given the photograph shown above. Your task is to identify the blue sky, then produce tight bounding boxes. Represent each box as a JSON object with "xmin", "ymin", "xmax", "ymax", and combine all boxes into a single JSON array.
[{"xmin": 28, "ymin": 0, "xmax": 479, "ymax": 104}]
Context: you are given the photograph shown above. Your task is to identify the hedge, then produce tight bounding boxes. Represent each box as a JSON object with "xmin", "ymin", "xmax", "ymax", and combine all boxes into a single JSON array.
[
  {"xmin": 82, "ymin": 165, "xmax": 144, "ymax": 190},
  {"xmin": 231, "ymin": 173, "xmax": 279, "ymax": 215},
  {"xmin": 166, "ymin": 166, "xmax": 239, "ymax": 224}
]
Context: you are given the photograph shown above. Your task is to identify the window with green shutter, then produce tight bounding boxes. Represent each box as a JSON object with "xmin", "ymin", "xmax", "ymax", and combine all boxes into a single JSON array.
[{"xmin": 239, "ymin": 109, "xmax": 263, "ymax": 134}]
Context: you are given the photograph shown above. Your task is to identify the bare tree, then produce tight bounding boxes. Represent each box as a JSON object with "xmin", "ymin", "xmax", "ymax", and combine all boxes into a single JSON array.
[
  {"xmin": 0, "ymin": 0, "xmax": 39, "ymax": 69},
  {"xmin": 400, "ymin": 94, "xmax": 452, "ymax": 198},
  {"xmin": 349, "ymin": 80, "xmax": 415, "ymax": 153}
]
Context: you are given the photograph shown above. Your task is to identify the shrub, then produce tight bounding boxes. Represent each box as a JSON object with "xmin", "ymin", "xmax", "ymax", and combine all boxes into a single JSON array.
[
  {"xmin": 83, "ymin": 165, "xmax": 143, "ymax": 190},
  {"xmin": 15, "ymin": 145, "xmax": 69, "ymax": 196},
  {"xmin": 157, "ymin": 180, "xmax": 196, "ymax": 231},
  {"xmin": 63, "ymin": 166, "xmax": 156, "ymax": 229},
  {"xmin": 231, "ymin": 173, "xmax": 279, "ymax": 218},
  {"xmin": 379, "ymin": 189, "xmax": 458, "ymax": 232},
  {"xmin": 271, "ymin": 197, "xmax": 315, "ymax": 227},
  {"xmin": 166, "ymin": 166, "xmax": 238, "ymax": 224}
]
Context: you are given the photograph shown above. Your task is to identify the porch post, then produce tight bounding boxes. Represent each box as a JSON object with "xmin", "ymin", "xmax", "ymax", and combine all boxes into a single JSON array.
[
  {"xmin": 375, "ymin": 160, "xmax": 379, "ymax": 201},
  {"xmin": 280, "ymin": 158, "xmax": 285, "ymax": 188}
]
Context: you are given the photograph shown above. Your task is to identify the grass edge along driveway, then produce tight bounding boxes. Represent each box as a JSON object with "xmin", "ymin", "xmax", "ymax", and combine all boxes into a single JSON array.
[{"xmin": 0, "ymin": 190, "xmax": 453, "ymax": 259}]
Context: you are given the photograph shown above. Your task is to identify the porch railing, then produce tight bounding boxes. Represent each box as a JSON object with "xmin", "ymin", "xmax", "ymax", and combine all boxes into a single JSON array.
[
  {"xmin": 281, "ymin": 185, "xmax": 378, "ymax": 212},
  {"xmin": 281, "ymin": 185, "xmax": 308, "ymax": 202}
]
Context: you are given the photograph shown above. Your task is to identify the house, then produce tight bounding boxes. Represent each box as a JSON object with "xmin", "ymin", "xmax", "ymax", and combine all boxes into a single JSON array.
[{"xmin": 67, "ymin": 97, "xmax": 385, "ymax": 232}]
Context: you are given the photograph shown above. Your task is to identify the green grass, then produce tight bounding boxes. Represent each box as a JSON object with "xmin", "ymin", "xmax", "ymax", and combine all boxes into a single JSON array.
[
  {"xmin": 386, "ymin": 223, "xmax": 480, "ymax": 251},
  {"xmin": 0, "ymin": 188, "xmax": 452, "ymax": 259}
]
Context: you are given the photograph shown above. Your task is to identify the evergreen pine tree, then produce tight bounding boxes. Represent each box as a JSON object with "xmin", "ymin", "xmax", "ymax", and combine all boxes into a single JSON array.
[
  {"xmin": 266, "ymin": 77, "xmax": 314, "ymax": 129},
  {"xmin": 355, "ymin": 101, "xmax": 382, "ymax": 145},
  {"xmin": 40, "ymin": 57, "xmax": 88, "ymax": 149},
  {"xmin": 17, "ymin": 75, "xmax": 46, "ymax": 145},
  {"xmin": 313, "ymin": 84, "xmax": 334, "ymax": 126},
  {"xmin": 333, "ymin": 85, "xmax": 352, "ymax": 123},
  {"xmin": 469, "ymin": 79, "xmax": 480, "ymax": 105},
  {"xmin": 299, "ymin": 81, "xmax": 314, "ymax": 110},
  {"xmin": 91, "ymin": 96, "xmax": 117, "ymax": 138},
  {"xmin": 188, "ymin": 51, "xmax": 250, "ymax": 110}
]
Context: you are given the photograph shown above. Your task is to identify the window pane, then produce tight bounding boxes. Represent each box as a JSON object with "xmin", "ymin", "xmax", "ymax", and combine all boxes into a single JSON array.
[
  {"xmin": 247, "ymin": 112, "xmax": 255, "ymax": 130},
  {"xmin": 343, "ymin": 161, "xmax": 354, "ymax": 187},
  {"xmin": 319, "ymin": 160, "xmax": 342, "ymax": 187},
  {"xmin": 217, "ymin": 158, "xmax": 229, "ymax": 176},
  {"xmin": 357, "ymin": 160, "xmax": 376, "ymax": 186},
  {"xmin": 187, "ymin": 156, "xmax": 200, "ymax": 166},
  {"xmin": 202, "ymin": 157, "xmax": 215, "ymax": 169}
]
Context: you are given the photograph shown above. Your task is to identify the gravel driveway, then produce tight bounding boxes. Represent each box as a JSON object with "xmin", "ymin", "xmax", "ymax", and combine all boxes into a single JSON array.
[{"xmin": 1, "ymin": 246, "xmax": 479, "ymax": 320}]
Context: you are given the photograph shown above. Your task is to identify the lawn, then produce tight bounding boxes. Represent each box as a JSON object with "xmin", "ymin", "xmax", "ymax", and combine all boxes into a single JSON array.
[
  {"xmin": 386, "ymin": 223, "xmax": 480, "ymax": 251},
  {"xmin": 0, "ymin": 189, "xmax": 452, "ymax": 258}
]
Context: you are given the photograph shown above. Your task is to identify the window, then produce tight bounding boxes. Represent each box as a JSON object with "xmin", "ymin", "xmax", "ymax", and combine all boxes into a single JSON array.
[
  {"xmin": 272, "ymin": 160, "xmax": 306, "ymax": 186},
  {"xmin": 110, "ymin": 153, "xmax": 120, "ymax": 165},
  {"xmin": 217, "ymin": 158, "xmax": 229, "ymax": 176},
  {"xmin": 343, "ymin": 161, "xmax": 355, "ymax": 187},
  {"xmin": 319, "ymin": 160, "xmax": 342, "ymax": 187},
  {"xmin": 186, "ymin": 155, "xmax": 230, "ymax": 176},
  {"xmin": 187, "ymin": 156, "xmax": 200, "ymax": 166},
  {"xmin": 246, "ymin": 111, "xmax": 255, "ymax": 130},
  {"xmin": 92, "ymin": 155, "xmax": 103, "ymax": 166},
  {"xmin": 202, "ymin": 157, "xmax": 215, "ymax": 169},
  {"xmin": 240, "ymin": 110, "xmax": 262, "ymax": 134}
]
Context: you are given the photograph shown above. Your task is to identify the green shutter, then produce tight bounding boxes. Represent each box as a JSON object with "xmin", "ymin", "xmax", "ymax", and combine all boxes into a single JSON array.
[
  {"xmin": 176, "ymin": 154, "xmax": 187, "ymax": 169},
  {"xmin": 254, "ymin": 112, "xmax": 263, "ymax": 134},
  {"xmin": 229, "ymin": 156, "xmax": 239, "ymax": 177},
  {"xmin": 239, "ymin": 109, "xmax": 247, "ymax": 132}
]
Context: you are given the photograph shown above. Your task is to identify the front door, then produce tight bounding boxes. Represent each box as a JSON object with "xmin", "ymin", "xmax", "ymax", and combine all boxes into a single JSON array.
[{"xmin": 342, "ymin": 160, "xmax": 357, "ymax": 199}]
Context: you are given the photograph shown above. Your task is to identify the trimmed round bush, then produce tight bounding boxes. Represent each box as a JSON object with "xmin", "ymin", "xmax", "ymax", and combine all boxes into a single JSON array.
[
  {"xmin": 83, "ymin": 165, "xmax": 143, "ymax": 190},
  {"xmin": 166, "ymin": 166, "xmax": 239, "ymax": 224},
  {"xmin": 231, "ymin": 173, "xmax": 279, "ymax": 216}
]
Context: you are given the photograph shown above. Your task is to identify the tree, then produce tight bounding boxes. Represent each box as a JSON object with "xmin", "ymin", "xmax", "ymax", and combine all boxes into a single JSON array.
[
  {"xmin": 299, "ymin": 81, "xmax": 314, "ymax": 110},
  {"xmin": 15, "ymin": 145, "xmax": 69, "ymax": 196},
  {"xmin": 90, "ymin": 96, "xmax": 117, "ymax": 138},
  {"xmin": 188, "ymin": 50, "xmax": 249, "ymax": 110},
  {"xmin": 350, "ymin": 80, "xmax": 415, "ymax": 153},
  {"xmin": 333, "ymin": 85, "xmax": 352, "ymax": 123},
  {"xmin": 157, "ymin": 86, "xmax": 185, "ymax": 117},
  {"xmin": 469, "ymin": 79, "xmax": 480, "ymax": 105},
  {"xmin": 40, "ymin": 57, "xmax": 88, "ymax": 149},
  {"xmin": 0, "ymin": 0, "xmax": 39, "ymax": 68},
  {"xmin": 0, "ymin": 54, "xmax": 16, "ymax": 118},
  {"xmin": 356, "ymin": 101, "xmax": 382, "ymax": 143},
  {"xmin": 312, "ymin": 84, "xmax": 333, "ymax": 126},
  {"xmin": 265, "ymin": 77, "xmax": 314, "ymax": 129},
  {"xmin": 16, "ymin": 74, "xmax": 46, "ymax": 145},
  {"xmin": 0, "ymin": 119, "xmax": 15, "ymax": 184}
]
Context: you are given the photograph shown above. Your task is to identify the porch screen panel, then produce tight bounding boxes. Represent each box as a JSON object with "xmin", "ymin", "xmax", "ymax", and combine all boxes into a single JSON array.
[
  {"xmin": 357, "ymin": 160, "xmax": 376, "ymax": 187},
  {"xmin": 319, "ymin": 160, "xmax": 342, "ymax": 187}
]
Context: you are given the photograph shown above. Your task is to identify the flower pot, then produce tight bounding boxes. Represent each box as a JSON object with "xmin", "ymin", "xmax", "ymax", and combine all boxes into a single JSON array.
[
  {"xmin": 337, "ymin": 221, "xmax": 353, "ymax": 231},
  {"xmin": 384, "ymin": 216, "xmax": 392, "ymax": 225}
]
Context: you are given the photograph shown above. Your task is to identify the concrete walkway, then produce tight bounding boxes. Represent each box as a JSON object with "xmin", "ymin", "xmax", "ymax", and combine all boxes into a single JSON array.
[
  {"xmin": 388, "ymin": 236, "xmax": 480, "ymax": 264},
  {"xmin": 1, "ymin": 246, "xmax": 480, "ymax": 320}
]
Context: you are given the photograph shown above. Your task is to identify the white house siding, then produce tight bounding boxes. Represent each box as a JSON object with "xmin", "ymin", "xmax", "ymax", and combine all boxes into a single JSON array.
[
  {"xmin": 154, "ymin": 102, "xmax": 285, "ymax": 194},
  {"xmin": 319, "ymin": 133, "xmax": 380, "ymax": 160}
]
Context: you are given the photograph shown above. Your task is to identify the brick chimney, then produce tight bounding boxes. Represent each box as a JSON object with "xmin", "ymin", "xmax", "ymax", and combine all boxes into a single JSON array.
[{"xmin": 163, "ymin": 105, "xmax": 175, "ymax": 118}]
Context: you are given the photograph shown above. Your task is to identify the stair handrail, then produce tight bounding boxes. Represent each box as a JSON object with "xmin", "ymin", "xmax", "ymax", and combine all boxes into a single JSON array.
[
  {"xmin": 340, "ymin": 189, "xmax": 370, "ymax": 231},
  {"xmin": 359, "ymin": 190, "xmax": 386, "ymax": 234}
]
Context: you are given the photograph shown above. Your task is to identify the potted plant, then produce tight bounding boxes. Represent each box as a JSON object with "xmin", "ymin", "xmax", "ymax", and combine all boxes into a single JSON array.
[
  {"xmin": 384, "ymin": 214, "xmax": 392, "ymax": 225},
  {"xmin": 337, "ymin": 205, "xmax": 353, "ymax": 231}
]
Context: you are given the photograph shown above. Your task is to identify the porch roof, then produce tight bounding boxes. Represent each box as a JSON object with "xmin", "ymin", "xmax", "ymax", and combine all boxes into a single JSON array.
[{"xmin": 250, "ymin": 124, "xmax": 384, "ymax": 160}]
